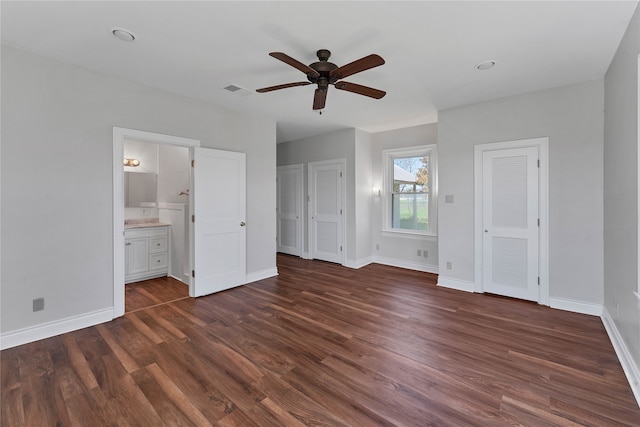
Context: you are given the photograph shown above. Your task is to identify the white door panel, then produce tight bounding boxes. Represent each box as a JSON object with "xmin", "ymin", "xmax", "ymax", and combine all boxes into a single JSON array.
[
  {"xmin": 192, "ymin": 147, "xmax": 246, "ymax": 297},
  {"xmin": 482, "ymin": 147, "xmax": 539, "ymax": 301},
  {"xmin": 309, "ymin": 161, "xmax": 343, "ymax": 264},
  {"xmin": 277, "ymin": 165, "xmax": 303, "ymax": 256}
]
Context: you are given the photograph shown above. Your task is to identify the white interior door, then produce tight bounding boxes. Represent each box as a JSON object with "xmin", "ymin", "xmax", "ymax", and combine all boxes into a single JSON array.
[
  {"xmin": 277, "ymin": 165, "xmax": 303, "ymax": 256},
  {"xmin": 309, "ymin": 160, "xmax": 343, "ymax": 264},
  {"xmin": 191, "ymin": 147, "xmax": 246, "ymax": 297},
  {"xmin": 482, "ymin": 147, "xmax": 539, "ymax": 301}
]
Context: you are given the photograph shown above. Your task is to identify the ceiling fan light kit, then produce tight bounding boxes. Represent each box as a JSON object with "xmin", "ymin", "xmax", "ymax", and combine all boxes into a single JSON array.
[{"xmin": 257, "ymin": 49, "xmax": 386, "ymax": 110}]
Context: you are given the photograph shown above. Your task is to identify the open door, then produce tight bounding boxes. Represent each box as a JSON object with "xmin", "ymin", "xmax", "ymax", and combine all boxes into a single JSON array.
[{"xmin": 191, "ymin": 147, "xmax": 246, "ymax": 297}]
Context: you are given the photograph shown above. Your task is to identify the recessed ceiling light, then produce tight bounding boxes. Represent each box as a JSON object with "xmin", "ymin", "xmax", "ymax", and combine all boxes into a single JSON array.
[
  {"xmin": 475, "ymin": 60, "xmax": 496, "ymax": 71},
  {"xmin": 110, "ymin": 27, "xmax": 135, "ymax": 42}
]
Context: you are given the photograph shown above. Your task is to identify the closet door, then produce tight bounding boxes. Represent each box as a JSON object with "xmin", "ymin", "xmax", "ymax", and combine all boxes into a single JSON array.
[{"xmin": 277, "ymin": 165, "xmax": 303, "ymax": 256}]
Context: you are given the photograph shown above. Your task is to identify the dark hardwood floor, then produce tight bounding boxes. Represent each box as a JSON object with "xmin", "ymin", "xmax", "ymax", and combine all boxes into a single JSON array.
[
  {"xmin": 2, "ymin": 254, "xmax": 639, "ymax": 426},
  {"xmin": 125, "ymin": 276, "xmax": 189, "ymax": 313}
]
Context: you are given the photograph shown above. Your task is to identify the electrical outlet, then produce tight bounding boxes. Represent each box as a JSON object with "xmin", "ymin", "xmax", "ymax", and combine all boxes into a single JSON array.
[
  {"xmin": 446, "ymin": 261, "xmax": 452, "ymax": 270},
  {"xmin": 423, "ymin": 251, "xmax": 428, "ymax": 258},
  {"xmin": 417, "ymin": 249, "xmax": 422, "ymax": 256},
  {"xmin": 33, "ymin": 298, "xmax": 44, "ymax": 312}
]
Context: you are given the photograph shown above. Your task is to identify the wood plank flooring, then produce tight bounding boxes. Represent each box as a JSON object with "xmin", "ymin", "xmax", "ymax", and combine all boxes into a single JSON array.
[
  {"xmin": 125, "ymin": 276, "xmax": 189, "ymax": 313},
  {"xmin": 2, "ymin": 254, "xmax": 639, "ymax": 426}
]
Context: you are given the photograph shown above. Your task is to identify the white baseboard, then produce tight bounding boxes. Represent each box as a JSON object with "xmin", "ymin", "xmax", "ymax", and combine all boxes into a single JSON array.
[
  {"xmin": 437, "ymin": 276, "xmax": 475, "ymax": 293},
  {"xmin": 344, "ymin": 256, "xmax": 373, "ymax": 269},
  {"xmin": 301, "ymin": 252, "xmax": 311, "ymax": 260},
  {"xmin": 372, "ymin": 256, "xmax": 439, "ymax": 274},
  {"xmin": 549, "ymin": 297, "xmax": 603, "ymax": 316},
  {"xmin": 0, "ymin": 308, "xmax": 114, "ymax": 350},
  {"xmin": 601, "ymin": 307, "xmax": 640, "ymax": 406},
  {"xmin": 246, "ymin": 267, "xmax": 278, "ymax": 284}
]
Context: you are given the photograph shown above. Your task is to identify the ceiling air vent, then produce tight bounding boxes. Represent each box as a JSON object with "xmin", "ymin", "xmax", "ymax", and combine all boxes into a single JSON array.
[{"xmin": 224, "ymin": 84, "xmax": 251, "ymax": 96}]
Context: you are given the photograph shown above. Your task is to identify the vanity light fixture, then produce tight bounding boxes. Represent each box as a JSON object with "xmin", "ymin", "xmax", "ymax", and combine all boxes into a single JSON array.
[{"xmin": 123, "ymin": 158, "xmax": 140, "ymax": 167}]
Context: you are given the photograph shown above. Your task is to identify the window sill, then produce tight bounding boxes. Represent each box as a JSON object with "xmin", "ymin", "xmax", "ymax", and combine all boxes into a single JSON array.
[{"xmin": 381, "ymin": 229, "xmax": 437, "ymax": 241}]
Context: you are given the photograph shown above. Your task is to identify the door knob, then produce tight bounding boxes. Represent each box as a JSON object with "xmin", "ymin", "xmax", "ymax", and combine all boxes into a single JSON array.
[{"xmin": 240, "ymin": 222, "xmax": 246, "ymax": 227}]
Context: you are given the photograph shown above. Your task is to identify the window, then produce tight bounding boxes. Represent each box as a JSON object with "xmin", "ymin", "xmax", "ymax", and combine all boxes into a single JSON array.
[{"xmin": 382, "ymin": 145, "xmax": 437, "ymax": 236}]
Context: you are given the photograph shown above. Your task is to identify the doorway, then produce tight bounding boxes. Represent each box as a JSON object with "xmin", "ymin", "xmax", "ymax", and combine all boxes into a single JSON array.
[
  {"xmin": 114, "ymin": 128, "xmax": 200, "ymax": 317},
  {"xmin": 474, "ymin": 137, "xmax": 549, "ymax": 305},
  {"xmin": 114, "ymin": 128, "xmax": 248, "ymax": 317}
]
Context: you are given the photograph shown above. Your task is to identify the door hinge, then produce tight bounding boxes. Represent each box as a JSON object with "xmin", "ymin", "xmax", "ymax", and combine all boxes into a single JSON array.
[
  {"xmin": 340, "ymin": 246, "xmax": 343, "ymax": 252},
  {"xmin": 307, "ymin": 195, "xmax": 310, "ymax": 202},
  {"xmin": 340, "ymin": 171, "xmax": 342, "ymax": 178},
  {"xmin": 191, "ymin": 159, "xmax": 195, "ymax": 167},
  {"xmin": 537, "ymin": 159, "xmax": 540, "ymax": 168},
  {"xmin": 192, "ymin": 270, "xmax": 195, "ymax": 278},
  {"xmin": 192, "ymin": 214, "xmax": 195, "ymax": 222},
  {"xmin": 340, "ymin": 209, "xmax": 342, "ymax": 214},
  {"xmin": 537, "ymin": 276, "xmax": 540, "ymax": 285},
  {"xmin": 537, "ymin": 218, "xmax": 540, "ymax": 227}
]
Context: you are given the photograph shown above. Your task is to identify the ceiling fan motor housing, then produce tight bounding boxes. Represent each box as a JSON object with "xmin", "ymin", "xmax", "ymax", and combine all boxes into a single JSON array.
[{"xmin": 308, "ymin": 49, "xmax": 338, "ymax": 89}]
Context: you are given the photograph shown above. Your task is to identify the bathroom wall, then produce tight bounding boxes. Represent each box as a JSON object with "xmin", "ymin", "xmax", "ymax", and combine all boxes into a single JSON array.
[
  {"xmin": 158, "ymin": 144, "xmax": 190, "ymax": 204},
  {"xmin": 123, "ymin": 138, "xmax": 158, "ymax": 173},
  {"xmin": 158, "ymin": 144, "xmax": 190, "ymax": 284}
]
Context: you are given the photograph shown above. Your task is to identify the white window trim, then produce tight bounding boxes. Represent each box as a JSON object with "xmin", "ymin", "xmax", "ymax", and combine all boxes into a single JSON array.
[{"xmin": 382, "ymin": 144, "xmax": 438, "ymax": 237}]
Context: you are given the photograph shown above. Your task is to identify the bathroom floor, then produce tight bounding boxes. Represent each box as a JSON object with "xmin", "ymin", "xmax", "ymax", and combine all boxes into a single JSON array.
[{"xmin": 125, "ymin": 276, "xmax": 189, "ymax": 313}]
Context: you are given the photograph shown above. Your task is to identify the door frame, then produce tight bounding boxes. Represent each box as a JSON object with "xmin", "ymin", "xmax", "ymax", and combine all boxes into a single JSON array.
[
  {"xmin": 473, "ymin": 137, "xmax": 549, "ymax": 305},
  {"xmin": 277, "ymin": 164, "xmax": 304, "ymax": 257},
  {"xmin": 113, "ymin": 127, "xmax": 200, "ymax": 318},
  {"xmin": 308, "ymin": 158, "xmax": 347, "ymax": 265}
]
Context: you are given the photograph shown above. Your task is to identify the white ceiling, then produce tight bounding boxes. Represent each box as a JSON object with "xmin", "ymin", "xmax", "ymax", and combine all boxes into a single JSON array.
[{"xmin": 2, "ymin": 1, "xmax": 638, "ymax": 143}]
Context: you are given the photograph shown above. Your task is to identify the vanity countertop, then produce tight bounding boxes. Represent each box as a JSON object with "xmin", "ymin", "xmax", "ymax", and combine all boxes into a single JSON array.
[{"xmin": 124, "ymin": 219, "xmax": 171, "ymax": 229}]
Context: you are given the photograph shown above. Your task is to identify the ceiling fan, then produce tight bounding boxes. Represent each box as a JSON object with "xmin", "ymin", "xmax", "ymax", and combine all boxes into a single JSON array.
[{"xmin": 256, "ymin": 49, "xmax": 386, "ymax": 111}]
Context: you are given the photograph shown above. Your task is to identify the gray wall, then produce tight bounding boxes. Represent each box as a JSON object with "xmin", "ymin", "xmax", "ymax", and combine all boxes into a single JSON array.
[
  {"xmin": 370, "ymin": 123, "xmax": 439, "ymax": 271},
  {"xmin": 604, "ymin": 4, "xmax": 640, "ymax": 377},
  {"xmin": 1, "ymin": 46, "xmax": 276, "ymax": 334},
  {"xmin": 438, "ymin": 80, "xmax": 605, "ymax": 305},
  {"xmin": 354, "ymin": 130, "xmax": 373, "ymax": 264}
]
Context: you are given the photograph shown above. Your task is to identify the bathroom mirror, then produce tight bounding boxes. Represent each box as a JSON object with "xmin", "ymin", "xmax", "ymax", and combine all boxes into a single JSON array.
[{"xmin": 125, "ymin": 172, "xmax": 157, "ymax": 207}]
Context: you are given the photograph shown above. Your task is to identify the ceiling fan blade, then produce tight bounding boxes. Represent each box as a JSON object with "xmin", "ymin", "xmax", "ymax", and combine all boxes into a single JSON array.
[
  {"xmin": 256, "ymin": 81, "xmax": 312, "ymax": 93},
  {"xmin": 330, "ymin": 54, "xmax": 385, "ymax": 80},
  {"xmin": 269, "ymin": 52, "xmax": 320, "ymax": 78},
  {"xmin": 313, "ymin": 88, "xmax": 327, "ymax": 110},
  {"xmin": 334, "ymin": 81, "xmax": 386, "ymax": 99}
]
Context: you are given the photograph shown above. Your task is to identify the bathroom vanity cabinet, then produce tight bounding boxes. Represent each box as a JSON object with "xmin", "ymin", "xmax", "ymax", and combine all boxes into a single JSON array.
[{"xmin": 125, "ymin": 225, "xmax": 170, "ymax": 283}]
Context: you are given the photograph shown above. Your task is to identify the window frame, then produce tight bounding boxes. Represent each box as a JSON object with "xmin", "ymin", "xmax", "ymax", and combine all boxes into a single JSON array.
[{"xmin": 382, "ymin": 144, "xmax": 437, "ymax": 237}]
